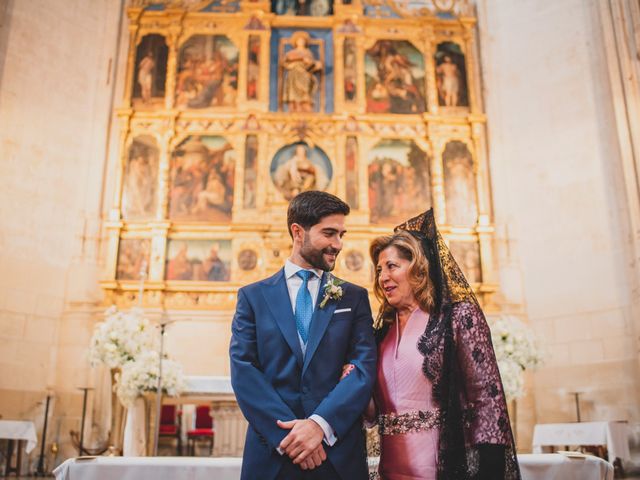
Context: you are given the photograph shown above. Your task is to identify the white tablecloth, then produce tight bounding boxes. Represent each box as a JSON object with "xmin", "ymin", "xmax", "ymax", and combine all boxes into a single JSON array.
[
  {"xmin": 53, "ymin": 454, "xmax": 615, "ymax": 480},
  {"xmin": 519, "ymin": 453, "xmax": 613, "ymax": 480},
  {"xmin": 0, "ymin": 420, "xmax": 38, "ymax": 454},
  {"xmin": 53, "ymin": 456, "xmax": 243, "ymax": 480},
  {"xmin": 532, "ymin": 421, "xmax": 630, "ymax": 461}
]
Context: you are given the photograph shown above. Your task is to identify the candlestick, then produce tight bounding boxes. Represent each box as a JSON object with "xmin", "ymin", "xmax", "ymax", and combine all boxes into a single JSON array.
[
  {"xmin": 35, "ymin": 392, "xmax": 53, "ymax": 476},
  {"xmin": 77, "ymin": 388, "xmax": 94, "ymax": 455}
]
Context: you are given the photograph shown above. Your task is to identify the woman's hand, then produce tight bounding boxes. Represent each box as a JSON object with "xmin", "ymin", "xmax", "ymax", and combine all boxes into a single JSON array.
[{"xmin": 340, "ymin": 363, "xmax": 355, "ymax": 380}]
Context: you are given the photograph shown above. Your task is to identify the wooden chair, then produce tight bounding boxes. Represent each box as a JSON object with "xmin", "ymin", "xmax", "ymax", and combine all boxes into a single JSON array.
[
  {"xmin": 187, "ymin": 405, "xmax": 214, "ymax": 456},
  {"xmin": 158, "ymin": 405, "xmax": 182, "ymax": 455}
]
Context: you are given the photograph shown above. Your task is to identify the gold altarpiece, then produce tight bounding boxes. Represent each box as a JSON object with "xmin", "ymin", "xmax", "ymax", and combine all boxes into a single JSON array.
[{"xmin": 100, "ymin": 0, "xmax": 497, "ymax": 315}]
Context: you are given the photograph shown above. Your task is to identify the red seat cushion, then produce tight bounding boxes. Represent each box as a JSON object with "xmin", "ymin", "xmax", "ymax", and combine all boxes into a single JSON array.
[{"xmin": 187, "ymin": 428, "xmax": 214, "ymax": 437}]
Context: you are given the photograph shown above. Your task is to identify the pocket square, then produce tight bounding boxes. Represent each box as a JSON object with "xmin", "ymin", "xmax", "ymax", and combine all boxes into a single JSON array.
[{"xmin": 334, "ymin": 308, "xmax": 351, "ymax": 314}]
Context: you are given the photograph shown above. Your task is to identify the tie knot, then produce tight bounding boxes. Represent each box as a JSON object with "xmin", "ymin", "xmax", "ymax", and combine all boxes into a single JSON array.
[{"xmin": 296, "ymin": 270, "xmax": 313, "ymax": 282}]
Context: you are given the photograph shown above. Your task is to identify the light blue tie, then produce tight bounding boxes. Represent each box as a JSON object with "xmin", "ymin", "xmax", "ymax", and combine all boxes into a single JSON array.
[{"xmin": 295, "ymin": 270, "xmax": 314, "ymax": 344}]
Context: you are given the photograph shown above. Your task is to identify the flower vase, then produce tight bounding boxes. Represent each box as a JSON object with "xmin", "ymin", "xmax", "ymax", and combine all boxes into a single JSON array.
[
  {"xmin": 123, "ymin": 396, "xmax": 147, "ymax": 456},
  {"xmin": 109, "ymin": 368, "xmax": 127, "ymax": 455}
]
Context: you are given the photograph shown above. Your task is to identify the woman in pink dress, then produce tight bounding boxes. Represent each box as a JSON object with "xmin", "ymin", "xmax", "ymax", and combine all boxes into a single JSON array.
[{"xmin": 368, "ymin": 210, "xmax": 520, "ymax": 480}]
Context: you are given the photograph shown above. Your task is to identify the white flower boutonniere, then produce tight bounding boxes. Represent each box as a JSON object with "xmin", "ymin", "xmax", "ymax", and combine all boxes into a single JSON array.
[{"xmin": 319, "ymin": 275, "xmax": 345, "ymax": 309}]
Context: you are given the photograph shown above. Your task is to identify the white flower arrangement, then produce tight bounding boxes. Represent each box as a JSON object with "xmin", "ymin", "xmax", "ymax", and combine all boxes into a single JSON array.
[
  {"xmin": 116, "ymin": 350, "xmax": 186, "ymax": 407},
  {"xmin": 489, "ymin": 315, "xmax": 544, "ymax": 400},
  {"xmin": 89, "ymin": 307, "xmax": 154, "ymax": 369},
  {"xmin": 496, "ymin": 357, "xmax": 526, "ymax": 400}
]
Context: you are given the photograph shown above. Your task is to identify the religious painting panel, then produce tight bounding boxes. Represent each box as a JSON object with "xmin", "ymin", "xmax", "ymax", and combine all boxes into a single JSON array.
[
  {"xmin": 270, "ymin": 142, "xmax": 332, "ymax": 200},
  {"xmin": 246, "ymin": 35, "xmax": 261, "ymax": 101},
  {"xmin": 199, "ymin": 0, "xmax": 241, "ymax": 13},
  {"xmin": 122, "ymin": 135, "xmax": 159, "ymax": 220},
  {"xmin": 238, "ymin": 249, "xmax": 258, "ymax": 271},
  {"xmin": 116, "ymin": 238, "xmax": 151, "ymax": 281},
  {"xmin": 132, "ymin": 34, "xmax": 168, "ymax": 107},
  {"xmin": 345, "ymin": 136, "xmax": 359, "ymax": 209},
  {"xmin": 168, "ymin": 136, "xmax": 235, "ymax": 222},
  {"xmin": 443, "ymin": 140, "xmax": 477, "ymax": 226},
  {"xmin": 365, "ymin": 40, "xmax": 426, "ymax": 114},
  {"xmin": 270, "ymin": 29, "xmax": 333, "ymax": 113},
  {"xmin": 271, "ymin": 0, "xmax": 333, "ymax": 16},
  {"xmin": 449, "ymin": 240, "xmax": 482, "ymax": 284},
  {"xmin": 368, "ymin": 139, "xmax": 431, "ymax": 224},
  {"xmin": 344, "ymin": 250, "xmax": 364, "ymax": 272},
  {"xmin": 243, "ymin": 135, "xmax": 258, "ymax": 209},
  {"xmin": 165, "ymin": 239, "xmax": 232, "ymax": 281},
  {"xmin": 435, "ymin": 41, "xmax": 469, "ymax": 107},
  {"xmin": 175, "ymin": 35, "xmax": 239, "ymax": 109},
  {"xmin": 343, "ymin": 38, "xmax": 357, "ymax": 103}
]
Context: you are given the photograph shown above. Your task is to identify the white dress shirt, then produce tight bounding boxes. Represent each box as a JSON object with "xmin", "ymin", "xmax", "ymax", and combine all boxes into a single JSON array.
[{"xmin": 280, "ymin": 259, "xmax": 337, "ymax": 447}]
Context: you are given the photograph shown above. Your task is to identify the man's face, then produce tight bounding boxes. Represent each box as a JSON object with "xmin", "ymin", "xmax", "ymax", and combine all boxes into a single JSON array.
[{"xmin": 295, "ymin": 214, "xmax": 347, "ymax": 271}]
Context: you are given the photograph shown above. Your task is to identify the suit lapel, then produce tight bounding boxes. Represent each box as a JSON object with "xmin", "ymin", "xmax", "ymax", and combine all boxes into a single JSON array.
[
  {"xmin": 262, "ymin": 269, "xmax": 304, "ymax": 368},
  {"xmin": 302, "ymin": 272, "xmax": 343, "ymax": 375}
]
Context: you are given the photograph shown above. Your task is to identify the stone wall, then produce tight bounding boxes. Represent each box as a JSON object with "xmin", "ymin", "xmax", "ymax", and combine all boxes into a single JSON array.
[
  {"xmin": 478, "ymin": 0, "xmax": 640, "ymax": 451},
  {"xmin": 0, "ymin": 0, "xmax": 127, "ymax": 469}
]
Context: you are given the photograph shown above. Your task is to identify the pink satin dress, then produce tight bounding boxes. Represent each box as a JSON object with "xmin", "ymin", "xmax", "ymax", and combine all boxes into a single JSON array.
[{"xmin": 374, "ymin": 308, "xmax": 439, "ymax": 480}]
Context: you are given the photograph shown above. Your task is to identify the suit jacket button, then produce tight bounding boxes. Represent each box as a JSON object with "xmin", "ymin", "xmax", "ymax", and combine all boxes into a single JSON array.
[{"xmin": 302, "ymin": 386, "xmax": 309, "ymax": 394}]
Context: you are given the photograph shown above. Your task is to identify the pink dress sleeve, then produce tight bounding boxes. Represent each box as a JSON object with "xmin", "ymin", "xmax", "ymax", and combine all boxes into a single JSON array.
[{"xmin": 452, "ymin": 301, "xmax": 512, "ymax": 446}]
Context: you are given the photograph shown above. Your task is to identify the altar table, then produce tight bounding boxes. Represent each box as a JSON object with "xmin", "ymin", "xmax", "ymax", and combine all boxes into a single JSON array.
[
  {"xmin": 532, "ymin": 421, "xmax": 630, "ymax": 462},
  {"xmin": 519, "ymin": 453, "xmax": 613, "ymax": 480},
  {"xmin": 54, "ymin": 456, "xmax": 243, "ymax": 480},
  {"xmin": 0, "ymin": 420, "xmax": 38, "ymax": 476},
  {"xmin": 54, "ymin": 453, "xmax": 613, "ymax": 480}
]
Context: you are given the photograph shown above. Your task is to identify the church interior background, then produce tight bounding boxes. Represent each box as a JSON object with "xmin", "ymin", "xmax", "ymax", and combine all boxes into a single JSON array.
[{"xmin": 2, "ymin": 0, "xmax": 640, "ymax": 475}]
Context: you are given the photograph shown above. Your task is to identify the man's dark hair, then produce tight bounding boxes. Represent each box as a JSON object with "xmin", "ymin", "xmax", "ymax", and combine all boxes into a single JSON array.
[{"xmin": 287, "ymin": 191, "xmax": 350, "ymax": 237}]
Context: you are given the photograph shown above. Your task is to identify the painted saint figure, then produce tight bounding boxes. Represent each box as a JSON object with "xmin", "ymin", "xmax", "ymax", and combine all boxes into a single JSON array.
[
  {"xmin": 137, "ymin": 52, "xmax": 155, "ymax": 103},
  {"xmin": 126, "ymin": 153, "xmax": 154, "ymax": 216},
  {"xmin": 281, "ymin": 31, "xmax": 322, "ymax": 112},
  {"xmin": 166, "ymin": 243, "xmax": 193, "ymax": 280},
  {"xmin": 122, "ymin": 136, "xmax": 158, "ymax": 219},
  {"xmin": 273, "ymin": 144, "xmax": 328, "ymax": 200},
  {"xmin": 203, "ymin": 243, "xmax": 230, "ymax": 281},
  {"xmin": 436, "ymin": 55, "xmax": 461, "ymax": 107}
]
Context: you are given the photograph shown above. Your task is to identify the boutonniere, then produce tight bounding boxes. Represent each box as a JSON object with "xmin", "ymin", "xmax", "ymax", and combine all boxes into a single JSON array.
[{"xmin": 319, "ymin": 275, "xmax": 345, "ymax": 309}]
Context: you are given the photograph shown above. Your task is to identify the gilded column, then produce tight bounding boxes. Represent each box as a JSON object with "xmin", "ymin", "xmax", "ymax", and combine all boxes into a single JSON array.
[
  {"xmin": 430, "ymin": 132, "xmax": 447, "ymax": 226},
  {"xmin": 123, "ymin": 11, "xmax": 141, "ymax": 107},
  {"xmin": 112, "ymin": 114, "xmax": 133, "ymax": 214},
  {"xmin": 462, "ymin": 20, "xmax": 481, "ymax": 115},
  {"xmin": 470, "ymin": 119, "xmax": 491, "ymax": 219},
  {"xmin": 423, "ymin": 24, "xmax": 438, "ymax": 115},
  {"xmin": 165, "ymin": 21, "xmax": 182, "ymax": 110}
]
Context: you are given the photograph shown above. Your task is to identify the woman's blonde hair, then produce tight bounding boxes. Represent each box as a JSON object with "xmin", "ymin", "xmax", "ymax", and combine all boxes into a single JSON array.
[{"xmin": 370, "ymin": 231, "xmax": 435, "ymax": 328}]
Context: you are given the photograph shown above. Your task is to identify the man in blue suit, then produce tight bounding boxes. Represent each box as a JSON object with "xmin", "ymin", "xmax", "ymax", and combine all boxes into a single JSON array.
[{"xmin": 230, "ymin": 191, "xmax": 377, "ymax": 479}]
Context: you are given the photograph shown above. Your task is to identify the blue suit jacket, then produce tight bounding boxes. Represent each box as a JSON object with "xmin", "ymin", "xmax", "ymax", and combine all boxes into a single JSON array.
[{"xmin": 230, "ymin": 269, "xmax": 377, "ymax": 480}]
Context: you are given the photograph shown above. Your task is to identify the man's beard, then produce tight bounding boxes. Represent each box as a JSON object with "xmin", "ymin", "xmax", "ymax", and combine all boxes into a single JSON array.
[{"xmin": 300, "ymin": 234, "xmax": 340, "ymax": 272}]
